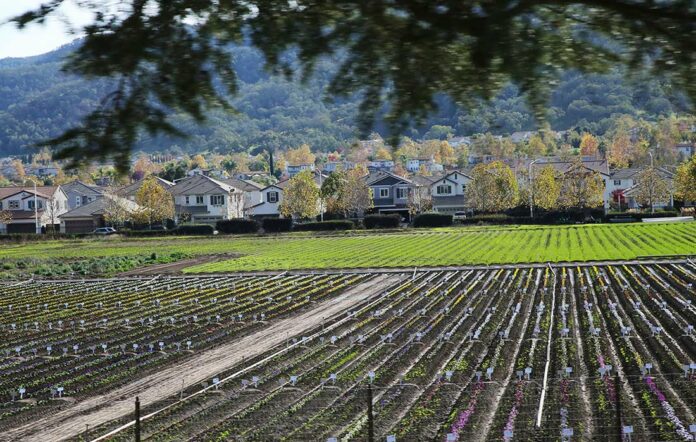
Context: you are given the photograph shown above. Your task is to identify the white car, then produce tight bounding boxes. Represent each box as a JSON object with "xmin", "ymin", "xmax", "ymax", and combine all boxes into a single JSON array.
[
  {"xmin": 92, "ymin": 227, "xmax": 117, "ymax": 235},
  {"xmin": 453, "ymin": 211, "xmax": 468, "ymax": 221}
]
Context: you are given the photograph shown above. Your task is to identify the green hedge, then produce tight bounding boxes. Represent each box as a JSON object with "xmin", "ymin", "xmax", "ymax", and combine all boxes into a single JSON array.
[
  {"xmin": 293, "ymin": 220, "xmax": 354, "ymax": 231},
  {"xmin": 216, "ymin": 219, "xmax": 259, "ymax": 234},
  {"xmin": 363, "ymin": 214, "xmax": 401, "ymax": 229},
  {"xmin": 413, "ymin": 213, "xmax": 453, "ymax": 228},
  {"xmin": 177, "ymin": 224, "xmax": 215, "ymax": 235},
  {"xmin": 262, "ymin": 218, "xmax": 293, "ymax": 232}
]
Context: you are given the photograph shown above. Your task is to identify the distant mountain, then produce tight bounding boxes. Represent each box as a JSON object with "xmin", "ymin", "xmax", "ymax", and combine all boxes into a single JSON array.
[{"xmin": 0, "ymin": 39, "xmax": 689, "ymax": 156}]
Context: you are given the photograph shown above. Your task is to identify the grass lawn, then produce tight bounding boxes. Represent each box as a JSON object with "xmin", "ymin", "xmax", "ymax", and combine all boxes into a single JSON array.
[{"xmin": 1, "ymin": 222, "xmax": 694, "ymax": 272}]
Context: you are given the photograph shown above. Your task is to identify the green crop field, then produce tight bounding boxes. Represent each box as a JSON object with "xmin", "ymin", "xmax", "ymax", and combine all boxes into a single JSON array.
[{"xmin": 1, "ymin": 223, "xmax": 694, "ymax": 272}]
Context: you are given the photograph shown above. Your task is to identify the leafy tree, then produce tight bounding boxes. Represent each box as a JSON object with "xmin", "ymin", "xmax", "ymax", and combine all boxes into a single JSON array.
[
  {"xmin": 221, "ymin": 157, "xmax": 238, "ymax": 174},
  {"xmin": 343, "ymin": 168, "xmax": 373, "ymax": 217},
  {"xmin": 465, "ymin": 161, "xmax": 518, "ymax": 212},
  {"xmin": 674, "ymin": 156, "xmax": 696, "ymax": 204},
  {"xmin": 320, "ymin": 171, "xmax": 348, "ymax": 215},
  {"xmin": 102, "ymin": 193, "xmax": 133, "ymax": 226},
  {"xmin": 532, "ymin": 166, "xmax": 561, "ymax": 211},
  {"xmin": 557, "ymin": 160, "xmax": 605, "ymax": 210},
  {"xmin": 158, "ymin": 161, "xmax": 187, "ymax": 182},
  {"xmin": 374, "ymin": 147, "xmax": 393, "ymax": 161},
  {"xmin": 408, "ymin": 186, "xmax": 433, "ymax": 216},
  {"xmin": 133, "ymin": 176, "xmax": 175, "ymax": 226},
  {"xmin": 190, "ymin": 154, "xmax": 208, "ymax": 170},
  {"xmin": 0, "ymin": 210, "xmax": 12, "ymax": 229},
  {"xmin": 633, "ymin": 167, "xmax": 672, "ymax": 213},
  {"xmin": 285, "ymin": 144, "xmax": 316, "ymax": 165},
  {"xmin": 12, "ymin": 1, "xmax": 695, "ymax": 171},
  {"xmin": 279, "ymin": 170, "xmax": 319, "ymax": 219},
  {"xmin": 526, "ymin": 135, "xmax": 548, "ymax": 157},
  {"xmin": 424, "ymin": 125, "xmax": 454, "ymax": 140},
  {"xmin": 579, "ymin": 133, "xmax": 599, "ymax": 156},
  {"xmin": 607, "ymin": 134, "xmax": 633, "ymax": 168}
]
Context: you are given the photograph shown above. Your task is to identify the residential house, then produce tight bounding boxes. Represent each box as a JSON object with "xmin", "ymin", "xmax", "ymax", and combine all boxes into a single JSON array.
[
  {"xmin": 285, "ymin": 163, "xmax": 315, "ymax": 178},
  {"xmin": 429, "ymin": 171, "xmax": 472, "ymax": 214},
  {"xmin": 617, "ymin": 168, "xmax": 675, "ymax": 210},
  {"xmin": 223, "ymin": 177, "xmax": 264, "ymax": 216},
  {"xmin": 510, "ymin": 131, "xmax": 535, "ymax": 144},
  {"xmin": 62, "ymin": 180, "xmax": 106, "ymax": 210},
  {"xmin": 323, "ymin": 161, "xmax": 356, "ymax": 173},
  {"xmin": 0, "ymin": 186, "xmax": 68, "ymax": 234},
  {"xmin": 59, "ymin": 194, "xmax": 139, "ymax": 234},
  {"xmin": 676, "ymin": 142, "xmax": 695, "ymax": 160},
  {"xmin": 367, "ymin": 160, "xmax": 395, "ymax": 172},
  {"xmin": 448, "ymin": 136, "xmax": 471, "ymax": 148},
  {"xmin": 117, "ymin": 176, "xmax": 175, "ymax": 202},
  {"xmin": 365, "ymin": 171, "xmax": 414, "ymax": 217},
  {"xmin": 26, "ymin": 166, "xmax": 60, "ymax": 177},
  {"xmin": 406, "ymin": 157, "xmax": 444, "ymax": 173},
  {"xmin": 170, "ymin": 175, "xmax": 245, "ymax": 224},
  {"xmin": 186, "ymin": 168, "xmax": 226, "ymax": 179},
  {"xmin": 247, "ymin": 184, "xmax": 284, "ymax": 218}
]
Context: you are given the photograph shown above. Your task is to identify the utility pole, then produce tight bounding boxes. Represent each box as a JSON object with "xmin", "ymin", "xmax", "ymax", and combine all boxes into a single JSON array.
[
  {"xmin": 615, "ymin": 372, "xmax": 622, "ymax": 442},
  {"xmin": 367, "ymin": 383, "xmax": 374, "ymax": 442},
  {"xmin": 135, "ymin": 396, "xmax": 141, "ymax": 442},
  {"xmin": 529, "ymin": 159, "xmax": 539, "ymax": 218},
  {"xmin": 648, "ymin": 151, "xmax": 655, "ymax": 214}
]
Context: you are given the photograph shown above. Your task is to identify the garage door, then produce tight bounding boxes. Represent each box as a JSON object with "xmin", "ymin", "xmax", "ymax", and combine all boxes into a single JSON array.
[
  {"xmin": 7, "ymin": 223, "xmax": 37, "ymax": 234},
  {"xmin": 64, "ymin": 219, "xmax": 96, "ymax": 234}
]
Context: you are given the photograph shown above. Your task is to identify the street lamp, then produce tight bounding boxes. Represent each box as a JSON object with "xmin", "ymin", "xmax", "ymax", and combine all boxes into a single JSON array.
[
  {"xmin": 529, "ymin": 159, "xmax": 540, "ymax": 218},
  {"xmin": 648, "ymin": 151, "xmax": 654, "ymax": 214}
]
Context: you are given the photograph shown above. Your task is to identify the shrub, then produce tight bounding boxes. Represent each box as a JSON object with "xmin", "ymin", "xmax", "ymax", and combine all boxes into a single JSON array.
[
  {"xmin": 293, "ymin": 220, "xmax": 354, "ymax": 231},
  {"xmin": 262, "ymin": 218, "xmax": 293, "ymax": 233},
  {"xmin": 413, "ymin": 213, "xmax": 453, "ymax": 228},
  {"xmin": 176, "ymin": 224, "xmax": 215, "ymax": 235},
  {"xmin": 216, "ymin": 219, "xmax": 259, "ymax": 234},
  {"xmin": 363, "ymin": 214, "xmax": 401, "ymax": 229}
]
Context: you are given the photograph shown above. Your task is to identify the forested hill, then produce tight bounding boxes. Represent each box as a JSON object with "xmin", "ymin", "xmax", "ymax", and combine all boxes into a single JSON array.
[{"xmin": 0, "ymin": 39, "xmax": 690, "ymax": 156}]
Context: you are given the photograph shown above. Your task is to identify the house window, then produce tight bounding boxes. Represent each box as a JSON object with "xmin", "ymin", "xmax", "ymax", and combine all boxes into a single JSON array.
[
  {"xmin": 75, "ymin": 196, "xmax": 81, "ymax": 207},
  {"xmin": 396, "ymin": 188, "xmax": 408, "ymax": 199},
  {"xmin": 614, "ymin": 180, "xmax": 621, "ymax": 186},
  {"xmin": 195, "ymin": 195, "xmax": 204, "ymax": 204},
  {"xmin": 267, "ymin": 191, "xmax": 279, "ymax": 203},
  {"xmin": 379, "ymin": 188, "xmax": 389, "ymax": 198},
  {"xmin": 210, "ymin": 195, "xmax": 225, "ymax": 206},
  {"xmin": 0, "ymin": 202, "xmax": 2, "ymax": 210},
  {"xmin": 8, "ymin": 200, "xmax": 20, "ymax": 209},
  {"xmin": 28, "ymin": 200, "xmax": 42, "ymax": 210},
  {"xmin": 436, "ymin": 185, "xmax": 452, "ymax": 195},
  {"xmin": 185, "ymin": 196, "xmax": 190, "ymax": 205}
]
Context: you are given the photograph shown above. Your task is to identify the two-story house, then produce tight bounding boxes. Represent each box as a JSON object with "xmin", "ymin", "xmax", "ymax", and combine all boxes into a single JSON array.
[
  {"xmin": 118, "ymin": 176, "xmax": 175, "ymax": 202},
  {"xmin": 247, "ymin": 184, "xmax": 285, "ymax": 218},
  {"xmin": 323, "ymin": 161, "xmax": 356, "ymax": 173},
  {"xmin": 0, "ymin": 186, "xmax": 68, "ymax": 234},
  {"xmin": 62, "ymin": 180, "xmax": 106, "ymax": 210},
  {"xmin": 365, "ymin": 171, "xmax": 413, "ymax": 217},
  {"xmin": 285, "ymin": 163, "xmax": 315, "ymax": 178},
  {"xmin": 170, "ymin": 175, "xmax": 244, "ymax": 224},
  {"xmin": 429, "ymin": 171, "xmax": 472, "ymax": 214},
  {"xmin": 367, "ymin": 160, "xmax": 395, "ymax": 172},
  {"xmin": 223, "ymin": 178, "xmax": 265, "ymax": 216},
  {"xmin": 406, "ymin": 157, "xmax": 444, "ymax": 173}
]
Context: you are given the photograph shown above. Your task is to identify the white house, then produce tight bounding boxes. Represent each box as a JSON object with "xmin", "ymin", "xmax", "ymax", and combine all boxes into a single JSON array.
[
  {"xmin": 430, "ymin": 171, "xmax": 472, "ymax": 213},
  {"xmin": 223, "ymin": 178, "xmax": 265, "ymax": 216},
  {"xmin": 285, "ymin": 163, "xmax": 315, "ymax": 177},
  {"xmin": 247, "ymin": 184, "xmax": 284, "ymax": 217},
  {"xmin": 0, "ymin": 186, "xmax": 68, "ymax": 234},
  {"xmin": 118, "ymin": 176, "xmax": 175, "ymax": 202},
  {"xmin": 406, "ymin": 157, "xmax": 444, "ymax": 173},
  {"xmin": 170, "ymin": 175, "xmax": 244, "ymax": 224},
  {"xmin": 367, "ymin": 160, "xmax": 395, "ymax": 172}
]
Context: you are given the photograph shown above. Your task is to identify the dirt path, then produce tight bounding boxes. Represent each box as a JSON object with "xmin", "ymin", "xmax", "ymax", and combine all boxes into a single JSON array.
[
  {"xmin": 2, "ymin": 274, "xmax": 400, "ymax": 442},
  {"xmin": 119, "ymin": 254, "xmax": 238, "ymax": 276}
]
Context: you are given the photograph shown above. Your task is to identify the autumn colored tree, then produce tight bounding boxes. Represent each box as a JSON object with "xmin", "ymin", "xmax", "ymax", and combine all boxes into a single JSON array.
[
  {"xmin": 607, "ymin": 134, "xmax": 633, "ymax": 168},
  {"xmin": 285, "ymin": 144, "xmax": 316, "ymax": 165},
  {"xmin": 526, "ymin": 135, "xmax": 548, "ymax": 157},
  {"xmin": 0, "ymin": 210, "xmax": 12, "ymax": 231},
  {"xmin": 190, "ymin": 154, "xmax": 208, "ymax": 170},
  {"xmin": 674, "ymin": 156, "xmax": 696, "ymax": 204},
  {"xmin": 343, "ymin": 168, "xmax": 373, "ymax": 217},
  {"xmin": 465, "ymin": 161, "xmax": 518, "ymax": 212},
  {"xmin": 557, "ymin": 161, "xmax": 605, "ymax": 210},
  {"xmin": 133, "ymin": 176, "xmax": 175, "ymax": 226},
  {"xmin": 532, "ymin": 165, "xmax": 560, "ymax": 211},
  {"xmin": 632, "ymin": 167, "xmax": 672, "ymax": 213},
  {"xmin": 279, "ymin": 170, "xmax": 320, "ymax": 219},
  {"xmin": 374, "ymin": 147, "xmax": 393, "ymax": 161},
  {"xmin": 579, "ymin": 133, "xmax": 599, "ymax": 156}
]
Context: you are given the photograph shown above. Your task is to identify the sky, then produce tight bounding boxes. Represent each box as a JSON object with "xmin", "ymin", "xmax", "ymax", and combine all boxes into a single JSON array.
[{"xmin": 0, "ymin": 0, "xmax": 91, "ymax": 59}]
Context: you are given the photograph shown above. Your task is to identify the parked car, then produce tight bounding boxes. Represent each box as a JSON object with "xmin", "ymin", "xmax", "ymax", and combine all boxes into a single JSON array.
[
  {"xmin": 92, "ymin": 227, "xmax": 117, "ymax": 235},
  {"xmin": 453, "ymin": 211, "xmax": 468, "ymax": 221}
]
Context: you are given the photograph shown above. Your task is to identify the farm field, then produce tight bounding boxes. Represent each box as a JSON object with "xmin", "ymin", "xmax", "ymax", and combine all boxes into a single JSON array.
[
  {"xmin": 1, "ymin": 261, "xmax": 695, "ymax": 441},
  {"xmin": 0, "ymin": 222, "xmax": 695, "ymax": 274}
]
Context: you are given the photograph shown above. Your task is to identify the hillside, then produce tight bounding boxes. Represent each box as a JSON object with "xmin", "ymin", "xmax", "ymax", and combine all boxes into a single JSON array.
[{"xmin": 0, "ymin": 40, "xmax": 689, "ymax": 156}]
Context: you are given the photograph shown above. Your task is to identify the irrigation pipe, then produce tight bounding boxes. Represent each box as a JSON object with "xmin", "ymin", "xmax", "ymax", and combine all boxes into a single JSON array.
[
  {"xmin": 536, "ymin": 263, "xmax": 557, "ymax": 428},
  {"xmin": 91, "ymin": 274, "xmax": 406, "ymax": 441}
]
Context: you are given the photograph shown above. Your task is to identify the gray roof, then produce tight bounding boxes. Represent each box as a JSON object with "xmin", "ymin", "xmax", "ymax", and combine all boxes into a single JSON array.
[
  {"xmin": 170, "ymin": 175, "xmax": 236, "ymax": 196},
  {"xmin": 223, "ymin": 177, "xmax": 264, "ymax": 192},
  {"xmin": 61, "ymin": 180, "xmax": 106, "ymax": 196},
  {"xmin": 60, "ymin": 195, "xmax": 139, "ymax": 219},
  {"xmin": 364, "ymin": 171, "xmax": 412, "ymax": 186},
  {"xmin": 117, "ymin": 176, "xmax": 174, "ymax": 197}
]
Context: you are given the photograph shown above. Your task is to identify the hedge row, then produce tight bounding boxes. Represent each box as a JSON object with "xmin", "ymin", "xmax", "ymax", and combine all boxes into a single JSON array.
[
  {"xmin": 363, "ymin": 214, "xmax": 401, "ymax": 229},
  {"xmin": 293, "ymin": 220, "xmax": 354, "ymax": 231},
  {"xmin": 413, "ymin": 213, "xmax": 453, "ymax": 228},
  {"xmin": 262, "ymin": 218, "xmax": 293, "ymax": 232},
  {"xmin": 216, "ymin": 219, "xmax": 259, "ymax": 234}
]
